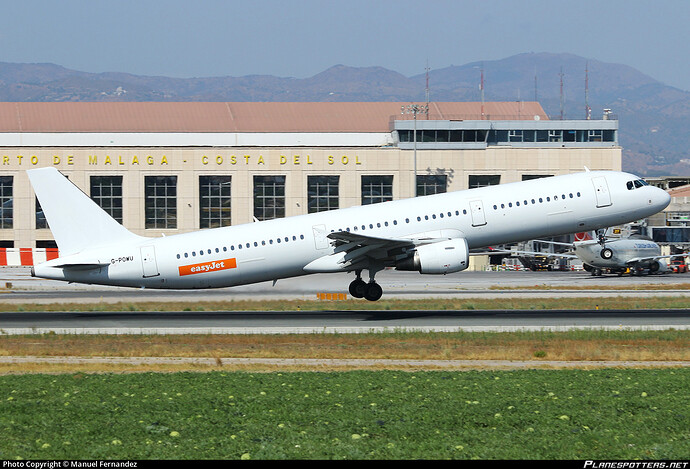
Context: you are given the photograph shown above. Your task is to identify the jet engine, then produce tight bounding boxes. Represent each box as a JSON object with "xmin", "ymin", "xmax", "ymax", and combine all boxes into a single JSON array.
[{"xmin": 396, "ymin": 238, "xmax": 469, "ymax": 274}]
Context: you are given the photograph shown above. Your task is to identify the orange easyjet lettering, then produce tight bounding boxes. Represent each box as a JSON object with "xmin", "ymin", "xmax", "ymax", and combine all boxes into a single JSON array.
[{"xmin": 178, "ymin": 258, "xmax": 237, "ymax": 276}]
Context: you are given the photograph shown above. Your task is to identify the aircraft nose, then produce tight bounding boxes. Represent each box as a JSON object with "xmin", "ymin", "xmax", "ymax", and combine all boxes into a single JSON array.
[{"xmin": 654, "ymin": 187, "xmax": 671, "ymax": 210}]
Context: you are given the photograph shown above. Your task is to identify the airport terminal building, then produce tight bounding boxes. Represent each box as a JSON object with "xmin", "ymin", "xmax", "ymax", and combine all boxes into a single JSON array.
[{"xmin": 0, "ymin": 101, "xmax": 621, "ymax": 254}]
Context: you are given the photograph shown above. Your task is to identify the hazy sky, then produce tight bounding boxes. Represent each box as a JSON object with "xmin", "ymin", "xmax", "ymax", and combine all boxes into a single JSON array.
[{"xmin": 1, "ymin": 0, "xmax": 689, "ymax": 91}]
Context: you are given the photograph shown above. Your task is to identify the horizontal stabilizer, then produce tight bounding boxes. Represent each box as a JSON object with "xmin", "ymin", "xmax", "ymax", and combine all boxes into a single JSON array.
[{"xmin": 53, "ymin": 260, "xmax": 111, "ymax": 269}]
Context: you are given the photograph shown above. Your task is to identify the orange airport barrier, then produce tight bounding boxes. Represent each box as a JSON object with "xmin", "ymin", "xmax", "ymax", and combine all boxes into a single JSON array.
[{"xmin": 317, "ymin": 293, "xmax": 348, "ymax": 300}]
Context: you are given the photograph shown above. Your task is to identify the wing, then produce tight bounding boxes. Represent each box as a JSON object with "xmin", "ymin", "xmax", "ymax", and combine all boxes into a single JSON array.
[
  {"xmin": 625, "ymin": 253, "xmax": 688, "ymax": 265},
  {"xmin": 507, "ymin": 248, "xmax": 578, "ymax": 259},
  {"xmin": 303, "ymin": 229, "xmax": 460, "ymax": 272}
]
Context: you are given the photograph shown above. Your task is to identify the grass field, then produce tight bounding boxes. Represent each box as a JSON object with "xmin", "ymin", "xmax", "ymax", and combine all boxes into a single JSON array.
[
  {"xmin": 1, "ymin": 369, "xmax": 688, "ymax": 460},
  {"xmin": 1, "ymin": 295, "xmax": 688, "ymax": 460},
  {"xmin": 1, "ymin": 329, "xmax": 690, "ymax": 367}
]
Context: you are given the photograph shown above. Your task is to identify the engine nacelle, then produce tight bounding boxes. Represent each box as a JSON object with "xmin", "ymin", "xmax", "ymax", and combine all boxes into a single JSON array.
[{"xmin": 396, "ymin": 238, "xmax": 469, "ymax": 274}]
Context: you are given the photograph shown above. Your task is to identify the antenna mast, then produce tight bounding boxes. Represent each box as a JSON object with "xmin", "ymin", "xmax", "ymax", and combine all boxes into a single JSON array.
[
  {"xmin": 425, "ymin": 59, "xmax": 430, "ymax": 119},
  {"xmin": 480, "ymin": 64, "xmax": 485, "ymax": 119},
  {"xmin": 585, "ymin": 62, "xmax": 591, "ymax": 120},
  {"xmin": 559, "ymin": 67, "xmax": 565, "ymax": 120}
]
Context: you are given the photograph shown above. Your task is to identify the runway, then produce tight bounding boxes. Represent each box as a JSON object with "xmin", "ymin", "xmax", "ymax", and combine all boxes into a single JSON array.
[
  {"xmin": 1, "ymin": 267, "xmax": 688, "ymax": 334},
  {"xmin": 1, "ymin": 309, "xmax": 689, "ymax": 335},
  {"xmin": 1, "ymin": 266, "xmax": 690, "ymax": 302}
]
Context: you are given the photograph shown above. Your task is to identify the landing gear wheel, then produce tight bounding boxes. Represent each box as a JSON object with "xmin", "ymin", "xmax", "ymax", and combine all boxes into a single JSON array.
[
  {"xmin": 600, "ymin": 248, "xmax": 613, "ymax": 260},
  {"xmin": 364, "ymin": 282, "xmax": 383, "ymax": 302},
  {"xmin": 349, "ymin": 278, "xmax": 367, "ymax": 298}
]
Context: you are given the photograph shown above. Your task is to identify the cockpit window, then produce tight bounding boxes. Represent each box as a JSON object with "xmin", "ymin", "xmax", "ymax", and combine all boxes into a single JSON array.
[{"xmin": 627, "ymin": 179, "xmax": 649, "ymax": 190}]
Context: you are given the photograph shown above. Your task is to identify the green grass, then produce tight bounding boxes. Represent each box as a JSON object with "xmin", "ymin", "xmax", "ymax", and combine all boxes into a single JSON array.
[{"xmin": 1, "ymin": 369, "xmax": 688, "ymax": 460}]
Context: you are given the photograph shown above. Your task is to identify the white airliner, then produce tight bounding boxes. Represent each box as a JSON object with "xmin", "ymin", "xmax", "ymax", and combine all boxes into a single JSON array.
[
  {"xmin": 522, "ymin": 231, "xmax": 687, "ymax": 276},
  {"xmin": 28, "ymin": 167, "xmax": 670, "ymax": 301}
]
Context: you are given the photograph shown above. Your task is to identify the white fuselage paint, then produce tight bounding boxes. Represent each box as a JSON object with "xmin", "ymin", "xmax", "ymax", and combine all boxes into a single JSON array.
[{"xmin": 33, "ymin": 170, "xmax": 671, "ymax": 289}]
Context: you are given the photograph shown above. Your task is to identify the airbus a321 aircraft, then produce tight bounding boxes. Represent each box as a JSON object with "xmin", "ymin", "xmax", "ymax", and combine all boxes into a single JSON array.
[
  {"xmin": 28, "ymin": 167, "xmax": 670, "ymax": 301},
  {"xmin": 525, "ymin": 232, "xmax": 687, "ymax": 276}
]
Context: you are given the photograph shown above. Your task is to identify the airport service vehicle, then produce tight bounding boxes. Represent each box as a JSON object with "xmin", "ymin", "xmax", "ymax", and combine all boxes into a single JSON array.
[
  {"xmin": 670, "ymin": 259, "xmax": 689, "ymax": 273},
  {"xmin": 28, "ymin": 167, "xmax": 671, "ymax": 300}
]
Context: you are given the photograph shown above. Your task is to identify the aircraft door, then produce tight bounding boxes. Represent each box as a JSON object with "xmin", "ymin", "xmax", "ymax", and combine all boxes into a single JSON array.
[
  {"xmin": 592, "ymin": 176, "xmax": 612, "ymax": 207},
  {"xmin": 140, "ymin": 245, "xmax": 160, "ymax": 278},
  {"xmin": 312, "ymin": 225, "xmax": 330, "ymax": 250},
  {"xmin": 469, "ymin": 200, "xmax": 487, "ymax": 227}
]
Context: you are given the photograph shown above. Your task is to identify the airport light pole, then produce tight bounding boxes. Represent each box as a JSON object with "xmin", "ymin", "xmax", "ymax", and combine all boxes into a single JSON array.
[{"xmin": 401, "ymin": 104, "xmax": 428, "ymax": 197}]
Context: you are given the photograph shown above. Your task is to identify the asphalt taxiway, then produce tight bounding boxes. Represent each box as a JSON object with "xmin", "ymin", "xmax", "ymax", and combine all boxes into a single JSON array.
[{"xmin": 1, "ymin": 266, "xmax": 689, "ymax": 303}]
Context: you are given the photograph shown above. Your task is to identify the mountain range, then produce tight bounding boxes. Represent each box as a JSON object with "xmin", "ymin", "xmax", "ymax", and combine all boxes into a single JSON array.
[{"xmin": 1, "ymin": 52, "xmax": 688, "ymax": 177}]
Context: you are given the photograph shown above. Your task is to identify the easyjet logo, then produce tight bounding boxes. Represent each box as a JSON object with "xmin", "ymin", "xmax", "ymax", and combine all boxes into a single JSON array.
[{"xmin": 178, "ymin": 258, "xmax": 237, "ymax": 276}]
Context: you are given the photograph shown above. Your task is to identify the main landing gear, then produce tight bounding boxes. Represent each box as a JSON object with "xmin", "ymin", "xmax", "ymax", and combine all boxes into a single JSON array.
[{"xmin": 348, "ymin": 269, "xmax": 383, "ymax": 301}]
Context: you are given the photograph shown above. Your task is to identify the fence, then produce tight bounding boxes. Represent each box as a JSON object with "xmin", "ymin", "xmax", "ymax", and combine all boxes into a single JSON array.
[{"xmin": 0, "ymin": 248, "xmax": 59, "ymax": 266}]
